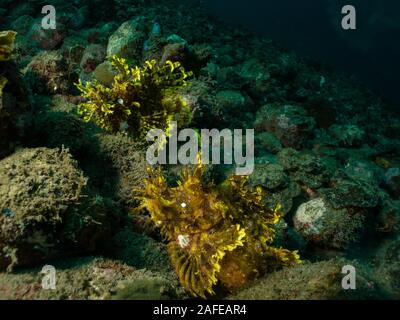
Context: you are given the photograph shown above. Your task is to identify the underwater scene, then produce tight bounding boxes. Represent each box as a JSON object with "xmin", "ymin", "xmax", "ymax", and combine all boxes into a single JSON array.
[{"xmin": 0, "ymin": 0, "xmax": 399, "ymax": 302}]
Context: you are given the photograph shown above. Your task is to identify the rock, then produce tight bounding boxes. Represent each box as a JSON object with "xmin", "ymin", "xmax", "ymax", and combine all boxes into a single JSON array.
[
  {"xmin": 384, "ymin": 168, "xmax": 400, "ymax": 198},
  {"xmin": 61, "ymin": 35, "xmax": 86, "ymax": 62},
  {"xmin": 9, "ymin": 16, "xmax": 34, "ymax": 37},
  {"xmin": 166, "ymin": 34, "xmax": 187, "ymax": 46},
  {"xmin": 200, "ymin": 62, "xmax": 219, "ymax": 79},
  {"xmin": 373, "ymin": 237, "xmax": 400, "ymax": 299},
  {"xmin": 293, "ymin": 198, "xmax": 364, "ymax": 249},
  {"xmin": 291, "ymin": 153, "xmax": 329, "ymax": 189},
  {"xmin": 191, "ymin": 43, "xmax": 214, "ymax": 68},
  {"xmin": 376, "ymin": 194, "xmax": 400, "ymax": 233},
  {"xmin": 0, "ymin": 148, "xmax": 114, "ymax": 270},
  {"xmin": 30, "ymin": 111, "xmax": 89, "ymax": 156},
  {"xmin": 277, "ymin": 148, "xmax": 301, "ymax": 171},
  {"xmin": 263, "ymin": 181, "xmax": 302, "ymax": 215},
  {"xmin": 93, "ymin": 61, "xmax": 118, "ymax": 86},
  {"xmin": 29, "ymin": 19, "xmax": 67, "ymax": 50},
  {"xmin": 216, "ymin": 66, "xmax": 243, "ymax": 90},
  {"xmin": 0, "ymin": 257, "xmax": 183, "ymax": 300},
  {"xmin": 66, "ymin": 6, "xmax": 87, "ymax": 30},
  {"xmin": 80, "ymin": 44, "xmax": 106, "ymax": 73},
  {"xmin": 344, "ymin": 160, "xmax": 384, "ymax": 185},
  {"xmin": 229, "ymin": 259, "xmax": 379, "ymax": 300},
  {"xmin": 320, "ymin": 177, "xmax": 380, "ymax": 209},
  {"xmin": 276, "ymin": 149, "xmax": 329, "ymax": 189},
  {"xmin": 160, "ymin": 42, "xmax": 189, "ymax": 66},
  {"xmin": 215, "ymin": 90, "xmax": 248, "ymax": 113},
  {"xmin": 238, "ymin": 58, "xmax": 270, "ymax": 98},
  {"xmin": 250, "ymin": 164, "xmax": 288, "ymax": 190},
  {"xmin": 329, "ymin": 124, "xmax": 365, "ymax": 147},
  {"xmin": 107, "ymin": 18, "xmax": 148, "ymax": 62},
  {"xmin": 255, "ymin": 132, "xmax": 283, "ymax": 155},
  {"xmin": 98, "ymin": 133, "xmax": 147, "ymax": 210},
  {"xmin": 0, "ymin": 32, "xmax": 30, "ymax": 159},
  {"xmin": 104, "ymin": 227, "xmax": 173, "ymax": 274},
  {"xmin": 186, "ymin": 80, "xmax": 246, "ymax": 127},
  {"xmin": 23, "ymin": 50, "xmax": 72, "ymax": 94},
  {"xmin": 371, "ymin": 135, "xmax": 400, "ymax": 156},
  {"xmin": 254, "ymin": 104, "xmax": 316, "ymax": 149}
]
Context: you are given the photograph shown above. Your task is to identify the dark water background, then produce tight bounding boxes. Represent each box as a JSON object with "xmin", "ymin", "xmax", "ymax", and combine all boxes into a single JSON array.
[{"xmin": 186, "ymin": 0, "xmax": 400, "ymax": 110}]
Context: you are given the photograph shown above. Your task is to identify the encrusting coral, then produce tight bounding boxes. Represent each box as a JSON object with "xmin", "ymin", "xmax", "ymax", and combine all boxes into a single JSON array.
[
  {"xmin": 135, "ymin": 159, "xmax": 301, "ymax": 298},
  {"xmin": 76, "ymin": 56, "xmax": 193, "ymax": 139}
]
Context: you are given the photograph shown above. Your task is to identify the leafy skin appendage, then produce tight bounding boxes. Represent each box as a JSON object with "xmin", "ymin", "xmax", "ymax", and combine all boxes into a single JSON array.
[
  {"xmin": 136, "ymin": 161, "xmax": 301, "ymax": 298},
  {"xmin": 76, "ymin": 57, "xmax": 192, "ymax": 139}
]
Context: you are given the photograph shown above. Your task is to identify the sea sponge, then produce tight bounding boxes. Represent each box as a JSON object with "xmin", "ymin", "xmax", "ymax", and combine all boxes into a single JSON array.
[{"xmin": 136, "ymin": 160, "xmax": 301, "ymax": 298}]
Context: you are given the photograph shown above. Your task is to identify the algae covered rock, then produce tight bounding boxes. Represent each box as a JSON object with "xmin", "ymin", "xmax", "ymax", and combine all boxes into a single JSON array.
[
  {"xmin": 30, "ymin": 111, "xmax": 89, "ymax": 156},
  {"xmin": 293, "ymin": 198, "xmax": 365, "ymax": 249},
  {"xmin": 0, "ymin": 147, "xmax": 114, "ymax": 270},
  {"xmin": 250, "ymin": 164, "xmax": 288, "ymax": 190},
  {"xmin": 238, "ymin": 58, "xmax": 270, "ymax": 98},
  {"xmin": 229, "ymin": 259, "xmax": 379, "ymax": 300},
  {"xmin": 29, "ymin": 19, "xmax": 67, "ymax": 50},
  {"xmin": 0, "ymin": 257, "xmax": 183, "ymax": 300},
  {"xmin": 215, "ymin": 90, "xmax": 249, "ymax": 113},
  {"xmin": 255, "ymin": 132, "xmax": 283, "ymax": 155},
  {"xmin": 255, "ymin": 104, "xmax": 316, "ymax": 149},
  {"xmin": 160, "ymin": 42, "xmax": 189, "ymax": 66},
  {"xmin": 276, "ymin": 149, "xmax": 330, "ymax": 189},
  {"xmin": 80, "ymin": 44, "xmax": 107, "ymax": 74},
  {"xmin": 329, "ymin": 124, "xmax": 365, "ymax": 147},
  {"xmin": 97, "ymin": 133, "xmax": 148, "ymax": 209},
  {"xmin": 320, "ymin": 176, "xmax": 380, "ymax": 209},
  {"xmin": 384, "ymin": 168, "xmax": 400, "ymax": 198},
  {"xmin": 93, "ymin": 61, "xmax": 117, "ymax": 86},
  {"xmin": 373, "ymin": 237, "xmax": 400, "ymax": 299},
  {"xmin": 104, "ymin": 226, "xmax": 173, "ymax": 275},
  {"xmin": 23, "ymin": 50, "xmax": 73, "ymax": 94},
  {"xmin": 107, "ymin": 18, "xmax": 148, "ymax": 62}
]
